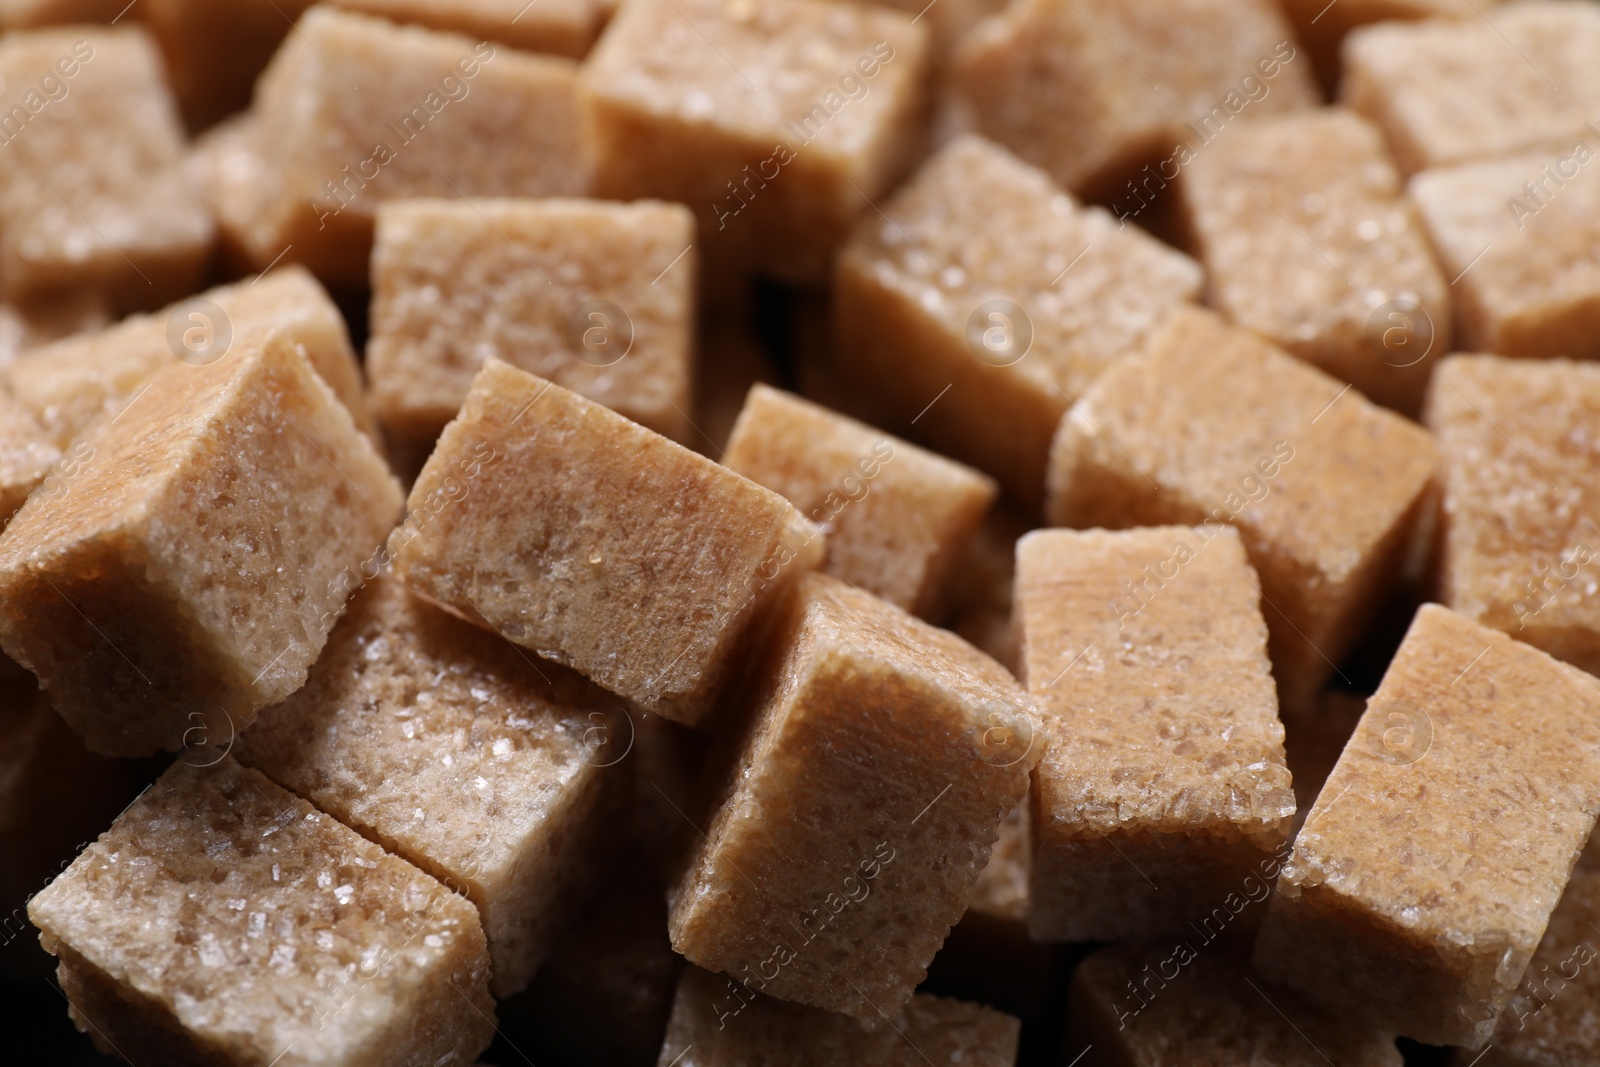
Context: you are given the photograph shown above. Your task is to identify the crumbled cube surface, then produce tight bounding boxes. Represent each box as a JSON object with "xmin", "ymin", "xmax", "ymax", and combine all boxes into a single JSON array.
[
  {"xmin": 1280, "ymin": 0, "xmax": 1493, "ymax": 92},
  {"xmin": 27, "ymin": 760, "xmax": 496, "ymax": 1067},
  {"xmin": 1046, "ymin": 306, "xmax": 1439, "ymax": 709},
  {"xmin": 0, "ymin": 385, "xmax": 59, "ymax": 526},
  {"xmin": 0, "ymin": 27, "xmax": 212, "ymax": 312},
  {"xmin": 668, "ymin": 573, "xmax": 1041, "ymax": 1022},
  {"xmin": 1343, "ymin": 2, "xmax": 1600, "ymax": 175},
  {"xmin": 1255, "ymin": 604, "xmax": 1600, "ymax": 1048},
  {"xmin": 1410, "ymin": 147, "xmax": 1600, "ymax": 360},
  {"xmin": 387, "ymin": 358, "xmax": 822, "ymax": 725},
  {"xmin": 236, "ymin": 579, "xmax": 621, "ymax": 997},
  {"xmin": 0, "ymin": 331, "xmax": 402, "ymax": 756},
  {"xmin": 835, "ymin": 135, "xmax": 1201, "ymax": 504},
  {"xmin": 724, "ymin": 385, "xmax": 997, "ymax": 617},
  {"xmin": 949, "ymin": 0, "xmax": 1317, "ymax": 198},
  {"xmin": 140, "ymin": 0, "xmax": 314, "ymax": 130},
  {"xmin": 368, "ymin": 197, "xmax": 694, "ymax": 450},
  {"xmin": 657, "ymin": 965, "xmax": 1022, "ymax": 1067},
  {"xmin": 330, "ymin": 0, "xmax": 611, "ymax": 57},
  {"xmin": 1426, "ymin": 355, "xmax": 1600, "ymax": 675},
  {"xmin": 1179, "ymin": 107, "xmax": 1451, "ymax": 413},
  {"xmin": 579, "ymin": 0, "xmax": 929, "ymax": 284}
]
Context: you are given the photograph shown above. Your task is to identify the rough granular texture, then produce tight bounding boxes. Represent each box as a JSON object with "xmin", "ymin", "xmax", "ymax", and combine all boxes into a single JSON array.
[
  {"xmin": 368, "ymin": 197, "xmax": 694, "ymax": 451},
  {"xmin": 0, "ymin": 27, "xmax": 212, "ymax": 313},
  {"xmin": 0, "ymin": 331, "xmax": 402, "ymax": 756},
  {"xmin": 949, "ymin": 0, "xmax": 1316, "ymax": 199},
  {"xmin": 835, "ymin": 136, "xmax": 1201, "ymax": 504},
  {"xmin": 657, "ymin": 966, "xmax": 1021, "ymax": 1066},
  {"xmin": 27, "ymin": 760, "xmax": 496, "ymax": 1067},
  {"xmin": 1426, "ymin": 355, "xmax": 1600, "ymax": 676},
  {"xmin": 139, "ymin": 0, "xmax": 313, "ymax": 130},
  {"xmin": 387, "ymin": 359, "xmax": 822, "ymax": 726},
  {"xmin": 236, "ymin": 579, "xmax": 619, "ymax": 997},
  {"xmin": 1178, "ymin": 107, "xmax": 1450, "ymax": 413},
  {"xmin": 330, "ymin": 0, "xmax": 612, "ymax": 57},
  {"xmin": 668, "ymin": 574, "xmax": 1041, "ymax": 1023},
  {"xmin": 724, "ymin": 385, "xmax": 997, "ymax": 618},
  {"xmin": 1069, "ymin": 944, "xmax": 1402, "ymax": 1065},
  {"xmin": 0, "ymin": 386, "xmax": 58, "ymax": 526},
  {"xmin": 1017, "ymin": 526, "xmax": 1295, "ymax": 941},
  {"xmin": 1046, "ymin": 306, "xmax": 1438, "ymax": 711},
  {"xmin": 1255, "ymin": 605, "xmax": 1600, "ymax": 1048},
  {"xmin": 1279, "ymin": 0, "xmax": 1492, "ymax": 93},
  {"xmin": 579, "ymin": 0, "xmax": 928, "ymax": 284},
  {"xmin": 1343, "ymin": 2, "xmax": 1600, "ymax": 175},
  {"xmin": 1410, "ymin": 148, "xmax": 1600, "ymax": 360},
  {"xmin": 5, "ymin": 266, "xmax": 376, "ymax": 450}
]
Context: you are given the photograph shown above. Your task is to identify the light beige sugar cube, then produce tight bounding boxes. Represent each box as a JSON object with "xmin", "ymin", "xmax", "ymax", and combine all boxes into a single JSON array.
[
  {"xmin": 579, "ymin": 0, "xmax": 929, "ymax": 284},
  {"xmin": 0, "ymin": 331, "xmax": 402, "ymax": 756},
  {"xmin": 1178, "ymin": 108, "xmax": 1451, "ymax": 413},
  {"xmin": 835, "ymin": 135, "xmax": 1201, "ymax": 504},
  {"xmin": 28, "ymin": 760, "xmax": 496, "ymax": 1067},
  {"xmin": 0, "ymin": 387, "xmax": 59, "ymax": 527},
  {"xmin": 331, "ymin": 0, "xmax": 611, "ymax": 58},
  {"xmin": 1046, "ymin": 307, "xmax": 1438, "ymax": 708},
  {"xmin": 1255, "ymin": 605, "xmax": 1600, "ymax": 1048},
  {"xmin": 1280, "ymin": 0, "xmax": 1496, "ymax": 92},
  {"xmin": 388, "ymin": 358, "xmax": 822, "ymax": 725},
  {"xmin": 139, "ymin": 0, "xmax": 314, "ymax": 130},
  {"xmin": 669, "ymin": 574, "xmax": 1040, "ymax": 1023}
]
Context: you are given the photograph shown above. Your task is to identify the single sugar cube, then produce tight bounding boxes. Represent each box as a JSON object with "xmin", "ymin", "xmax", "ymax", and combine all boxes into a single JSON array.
[
  {"xmin": 0, "ymin": 330, "xmax": 403, "ymax": 756},
  {"xmin": 330, "ymin": 0, "xmax": 611, "ymax": 58},
  {"xmin": 724, "ymin": 385, "xmax": 997, "ymax": 618},
  {"xmin": 368, "ymin": 197, "xmax": 695, "ymax": 453},
  {"xmin": 579, "ymin": 0, "xmax": 929, "ymax": 284},
  {"xmin": 1178, "ymin": 107, "xmax": 1451, "ymax": 414},
  {"xmin": 0, "ymin": 386, "xmax": 59, "ymax": 526},
  {"xmin": 1254, "ymin": 604, "xmax": 1600, "ymax": 1048},
  {"xmin": 139, "ymin": 0, "xmax": 314, "ymax": 130},
  {"xmin": 1279, "ymin": 0, "xmax": 1495, "ymax": 92},
  {"xmin": 236, "ymin": 578, "xmax": 623, "ymax": 997},
  {"xmin": 835, "ymin": 135, "xmax": 1201, "ymax": 505},
  {"xmin": 1046, "ymin": 306, "xmax": 1438, "ymax": 709},
  {"xmin": 27, "ymin": 759, "xmax": 496, "ymax": 1067},
  {"xmin": 669, "ymin": 573, "xmax": 1041, "ymax": 1023},
  {"xmin": 1018, "ymin": 526, "xmax": 1296, "ymax": 941},
  {"xmin": 388, "ymin": 358, "xmax": 823, "ymax": 726}
]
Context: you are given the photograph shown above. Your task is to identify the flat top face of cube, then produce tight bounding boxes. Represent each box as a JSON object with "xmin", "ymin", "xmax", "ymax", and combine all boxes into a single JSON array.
[
  {"xmin": 27, "ymin": 760, "xmax": 487, "ymax": 1058},
  {"xmin": 1069, "ymin": 307, "xmax": 1438, "ymax": 582},
  {"xmin": 839, "ymin": 136, "xmax": 1201, "ymax": 403},
  {"xmin": 1426, "ymin": 355, "xmax": 1600, "ymax": 635},
  {"xmin": 1290, "ymin": 605, "xmax": 1600, "ymax": 951},
  {"xmin": 1488, "ymin": 870, "xmax": 1600, "ymax": 1057},
  {"xmin": 0, "ymin": 386, "xmax": 57, "ymax": 497}
]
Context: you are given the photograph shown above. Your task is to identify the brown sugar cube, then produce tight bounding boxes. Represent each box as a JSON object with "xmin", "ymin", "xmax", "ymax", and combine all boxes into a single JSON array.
[
  {"xmin": 331, "ymin": 0, "xmax": 612, "ymax": 58},
  {"xmin": 1343, "ymin": 2, "xmax": 1600, "ymax": 176},
  {"xmin": 579, "ymin": 0, "xmax": 929, "ymax": 284},
  {"xmin": 669, "ymin": 574, "xmax": 1040, "ymax": 1022},
  {"xmin": 0, "ymin": 27, "xmax": 212, "ymax": 313},
  {"xmin": 368, "ymin": 197, "xmax": 694, "ymax": 453},
  {"xmin": 1046, "ymin": 307, "xmax": 1439, "ymax": 709},
  {"xmin": 657, "ymin": 965, "xmax": 1021, "ymax": 1066},
  {"xmin": 139, "ymin": 1, "xmax": 314, "ymax": 130},
  {"xmin": 388, "ymin": 358, "xmax": 823, "ymax": 725},
  {"xmin": 1410, "ymin": 148, "xmax": 1600, "ymax": 360},
  {"xmin": 724, "ymin": 385, "xmax": 998, "ymax": 618},
  {"xmin": 835, "ymin": 136, "xmax": 1202, "ymax": 505},
  {"xmin": 235, "ymin": 578, "xmax": 622, "ymax": 997},
  {"xmin": 1254, "ymin": 604, "xmax": 1600, "ymax": 1048},
  {"xmin": 1178, "ymin": 108, "xmax": 1451, "ymax": 414},
  {"xmin": 1280, "ymin": 0, "xmax": 1496, "ymax": 94},
  {"xmin": 1425, "ymin": 355, "xmax": 1600, "ymax": 675},
  {"xmin": 0, "ymin": 386, "xmax": 58, "ymax": 527},
  {"xmin": 0, "ymin": 331, "xmax": 402, "ymax": 756},
  {"xmin": 28, "ymin": 759, "xmax": 496, "ymax": 1067},
  {"xmin": 949, "ymin": 0, "xmax": 1317, "ymax": 200},
  {"xmin": 1068, "ymin": 944, "xmax": 1402, "ymax": 1065}
]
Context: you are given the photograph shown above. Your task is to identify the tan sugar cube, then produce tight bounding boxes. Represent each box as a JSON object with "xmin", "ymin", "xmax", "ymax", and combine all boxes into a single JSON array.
[
  {"xmin": 1046, "ymin": 307, "xmax": 1439, "ymax": 708},
  {"xmin": 1179, "ymin": 108, "xmax": 1451, "ymax": 414},
  {"xmin": 579, "ymin": 0, "xmax": 929, "ymax": 284},
  {"xmin": 331, "ymin": 0, "xmax": 611, "ymax": 58},
  {"xmin": 139, "ymin": 0, "xmax": 314, "ymax": 130},
  {"xmin": 368, "ymin": 197, "xmax": 694, "ymax": 451},
  {"xmin": 836, "ymin": 136, "xmax": 1202, "ymax": 505},
  {"xmin": 388, "ymin": 358, "xmax": 822, "ymax": 725},
  {"xmin": 28, "ymin": 760, "xmax": 495, "ymax": 1067},
  {"xmin": 949, "ymin": 0, "xmax": 1316, "ymax": 199},
  {"xmin": 658, "ymin": 965, "xmax": 1021, "ymax": 1066},
  {"xmin": 1254, "ymin": 605, "xmax": 1600, "ymax": 1048},
  {"xmin": 1281, "ymin": 0, "xmax": 1495, "ymax": 93},
  {"xmin": 0, "ymin": 331, "xmax": 402, "ymax": 756},
  {"xmin": 669, "ymin": 574, "xmax": 1040, "ymax": 1022},
  {"xmin": 236, "ymin": 578, "xmax": 621, "ymax": 997},
  {"xmin": 0, "ymin": 386, "xmax": 58, "ymax": 527},
  {"xmin": 1411, "ymin": 147, "xmax": 1600, "ymax": 359},
  {"xmin": 725, "ymin": 385, "xmax": 997, "ymax": 618}
]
